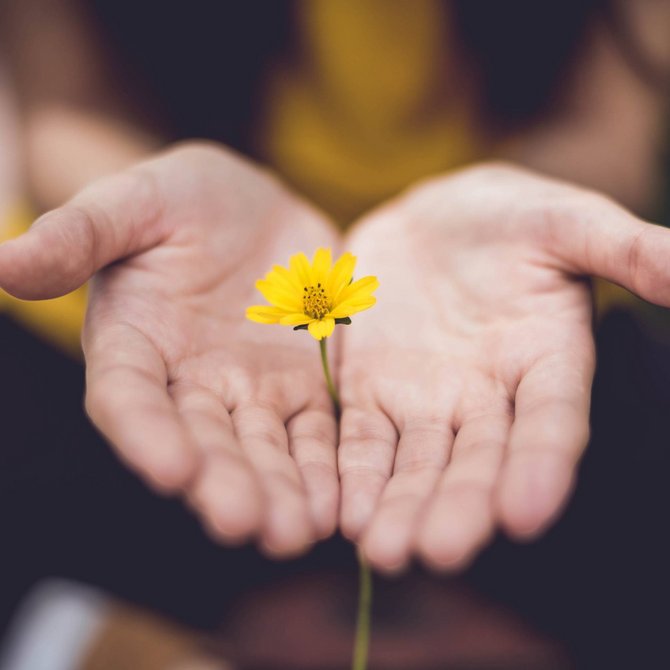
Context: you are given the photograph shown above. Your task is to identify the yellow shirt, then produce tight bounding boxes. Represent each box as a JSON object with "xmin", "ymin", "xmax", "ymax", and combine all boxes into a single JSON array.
[{"xmin": 260, "ymin": 0, "xmax": 483, "ymax": 225}]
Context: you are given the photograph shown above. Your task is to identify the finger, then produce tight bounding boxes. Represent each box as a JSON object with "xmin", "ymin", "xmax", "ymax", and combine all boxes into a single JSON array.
[
  {"xmin": 361, "ymin": 419, "xmax": 453, "ymax": 573},
  {"xmin": 549, "ymin": 193, "xmax": 670, "ymax": 306},
  {"xmin": 416, "ymin": 411, "xmax": 511, "ymax": 571},
  {"xmin": 0, "ymin": 166, "xmax": 165, "ymax": 299},
  {"xmin": 287, "ymin": 405, "xmax": 339, "ymax": 540},
  {"xmin": 84, "ymin": 322, "xmax": 198, "ymax": 492},
  {"xmin": 338, "ymin": 407, "xmax": 399, "ymax": 540},
  {"xmin": 497, "ymin": 351, "xmax": 593, "ymax": 539},
  {"xmin": 233, "ymin": 403, "xmax": 316, "ymax": 557},
  {"xmin": 171, "ymin": 384, "xmax": 264, "ymax": 544}
]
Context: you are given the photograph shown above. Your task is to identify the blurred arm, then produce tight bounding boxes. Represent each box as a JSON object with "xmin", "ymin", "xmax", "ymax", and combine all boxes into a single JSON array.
[
  {"xmin": 499, "ymin": 5, "xmax": 670, "ymax": 215},
  {"xmin": 0, "ymin": 0, "xmax": 160, "ymax": 210}
]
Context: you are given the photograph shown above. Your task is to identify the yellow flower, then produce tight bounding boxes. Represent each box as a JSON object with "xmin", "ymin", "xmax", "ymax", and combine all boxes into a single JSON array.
[{"xmin": 246, "ymin": 248, "xmax": 379, "ymax": 340}]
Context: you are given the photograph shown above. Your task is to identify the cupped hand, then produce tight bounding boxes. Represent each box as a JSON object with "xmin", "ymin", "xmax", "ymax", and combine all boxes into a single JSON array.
[
  {"xmin": 338, "ymin": 163, "xmax": 670, "ymax": 572},
  {"xmin": 0, "ymin": 143, "xmax": 340, "ymax": 556}
]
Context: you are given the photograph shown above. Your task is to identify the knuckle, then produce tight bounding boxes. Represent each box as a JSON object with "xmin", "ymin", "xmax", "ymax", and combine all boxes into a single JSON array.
[
  {"xmin": 393, "ymin": 457, "xmax": 445, "ymax": 474},
  {"xmin": 339, "ymin": 463, "xmax": 388, "ymax": 485},
  {"xmin": 625, "ymin": 226, "xmax": 652, "ymax": 297},
  {"xmin": 39, "ymin": 205, "xmax": 101, "ymax": 286},
  {"xmin": 266, "ymin": 468, "xmax": 303, "ymax": 493},
  {"xmin": 298, "ymin": 459, "xmax": 337, "ymax": 480},
  {"xmin": 252, "ymin": 426, "xmax": 286, "ymax": 451},
  {"xmin": 341, "ymin": 410, "xmax": 395, "ymax": 444},
  {"xmin": 290, "ymin": 416, "xmax": 335, "ymax": 448}
]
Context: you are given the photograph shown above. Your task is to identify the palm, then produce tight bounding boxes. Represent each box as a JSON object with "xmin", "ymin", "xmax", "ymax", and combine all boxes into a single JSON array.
[
  {"xmin": 5, "ymin": 153, "xmax": 668, "ymax": 567},
  {"xmin": 338, "ymin": 164, "xmax": 665, "ymax": 572},
  {"xmin": 22, "ymin": 145, "xmax": 340, "ymax": 556}
]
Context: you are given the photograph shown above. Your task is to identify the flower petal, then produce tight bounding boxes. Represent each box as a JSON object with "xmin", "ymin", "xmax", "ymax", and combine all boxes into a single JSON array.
[
  {"xmin": 289, "ymin": 252, "xmax": 314, "ymax": 287},
  {"xmin": 329, "ymin": 252, "xmax": 357, "ymax": 298},
  {"xmin": 256, "ymin": 279, "xmax": 303, "ymax": 312},
  {"xmin": 312, "ymin": 248, "xmax": 332, "ymax": 284},
  {"xmin": 328, "ymin": 297, "xmax": 377, "ymax": 319},
  {"xmin": 308, "ymin": 317, "xmax": 335, "ymax": 340},
  {"xmin": 279, "ymin": 313, "xmax": 314, "ymax": 326},
  {"xmin": 270, "ymin": 264, "xmax": 303, "ymax": 292},
  {"xmin": 335, "ymin": 275, "xmax": 379, "ymax": 304},
  {"xmin": 246, "ymin": 305, "xmax": 290, "ymax": 324}
]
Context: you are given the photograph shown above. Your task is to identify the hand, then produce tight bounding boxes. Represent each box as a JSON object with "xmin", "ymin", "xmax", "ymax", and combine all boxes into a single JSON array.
[
  {"xmin": 338, "ymin": 163, "xmax": 670, "ymax": 572},
  {"xmin": 0, "ymin": 143, "xmax": 340, "ymax": 557}
]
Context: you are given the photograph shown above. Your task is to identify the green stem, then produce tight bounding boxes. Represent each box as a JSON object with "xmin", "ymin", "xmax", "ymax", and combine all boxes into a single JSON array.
[
  {"xmin": 319, "ymin": 338, "xmax": 340, "ymax": 412},
  {"xmin": 316, "ymin": 338, "xmax": 372, "ymax": 670},
  {"xmin": 352, "ymin": 549, "xmax": 373, "ymax": 670}
]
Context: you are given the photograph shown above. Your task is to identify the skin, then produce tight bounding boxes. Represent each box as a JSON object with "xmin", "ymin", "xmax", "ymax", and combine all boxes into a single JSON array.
[
  {"xmin": 0, "ymin": 143, "xmax": 340, "ymax": 557},
  {"xmin": 2, "ymin": 146, "xmax": 670, "ymax": 571},
  {"xmin": 0, "ymin": 3, "xmax": 668, "ymax": 568},
  {"xmin": 339, "ymin": 163, "xmax": 670, "ymax": 572}
]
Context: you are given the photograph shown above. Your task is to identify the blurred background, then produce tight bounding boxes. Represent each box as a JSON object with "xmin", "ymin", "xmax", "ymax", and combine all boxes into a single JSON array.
[{"xmin": 0, "ymin": 1, "xmax": 669, "ymax": 668}]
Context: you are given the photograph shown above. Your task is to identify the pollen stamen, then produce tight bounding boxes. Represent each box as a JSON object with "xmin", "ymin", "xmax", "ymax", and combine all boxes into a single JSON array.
[{"xmin": 303, "ymin": 285, "xmax": 331, "ymax": 319}]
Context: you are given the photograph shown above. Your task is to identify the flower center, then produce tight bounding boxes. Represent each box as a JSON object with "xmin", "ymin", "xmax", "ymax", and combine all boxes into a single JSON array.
[{"xmin": 303, "ymin": 283, "xmax": 331, "ymax": 319}]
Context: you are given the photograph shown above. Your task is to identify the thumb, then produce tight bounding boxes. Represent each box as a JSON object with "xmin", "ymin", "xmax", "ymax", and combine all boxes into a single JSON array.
[
  {"xmin": 551, "ymin": 194, "xmax": 670, "ymax": 307},
  {"xmin": 0, "ymin": 167, "xmax": 166, "ymax": 300}
]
